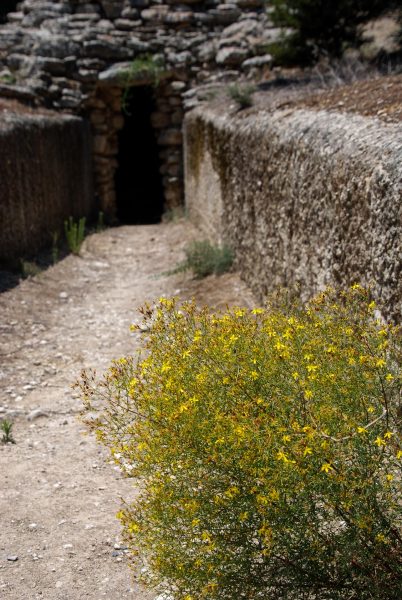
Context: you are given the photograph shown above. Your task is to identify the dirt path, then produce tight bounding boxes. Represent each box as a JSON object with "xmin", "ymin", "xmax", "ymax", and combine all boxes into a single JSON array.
[{"xmin": 0, "ymin": 222, "xmax": 255, "ymax": 600}]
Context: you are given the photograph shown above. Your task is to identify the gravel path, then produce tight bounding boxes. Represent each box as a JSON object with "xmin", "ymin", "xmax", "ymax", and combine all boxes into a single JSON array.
[{"xmin": 0, "ymin": 222, "xmax": 255, "ymax": 600}]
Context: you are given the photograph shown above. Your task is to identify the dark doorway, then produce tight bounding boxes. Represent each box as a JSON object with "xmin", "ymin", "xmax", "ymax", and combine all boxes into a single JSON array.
[
  {"xmin": 115, "ymin": 87, "xmax": 164, "ymax": 224},
  {"xmin": 0, "ymin": 1, "xmax": 19, "ymax": 23}
]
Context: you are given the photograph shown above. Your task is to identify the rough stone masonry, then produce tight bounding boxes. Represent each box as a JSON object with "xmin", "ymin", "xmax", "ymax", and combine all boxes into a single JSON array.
[{"xmin": 0, "ymin": 0, "xmax": 278, "ymax": 216}]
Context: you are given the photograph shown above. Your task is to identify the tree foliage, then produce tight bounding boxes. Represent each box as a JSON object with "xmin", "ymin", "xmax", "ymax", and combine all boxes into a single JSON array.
[{"xmin": 270, "ymin": 0, "xmax": 398, "ymax": 63}]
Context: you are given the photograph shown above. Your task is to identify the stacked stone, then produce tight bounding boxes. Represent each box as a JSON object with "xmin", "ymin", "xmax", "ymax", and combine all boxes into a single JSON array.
[{"xmin": 0, "ymin": 0, "xmax": 279, "ymax": 216}]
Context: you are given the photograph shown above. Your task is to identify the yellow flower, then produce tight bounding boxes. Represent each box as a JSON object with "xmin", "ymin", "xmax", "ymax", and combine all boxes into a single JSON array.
[
  {"xmin": 385, "ymin": 373, "xmax": 394, "ymax": 381},
  {"xmin": 375, "ymin": 437, "xmax": 385, "ymax": 447},
  {"xmin": 224, "ymin": 486, "xmax": 240, "ymax": 499},
  {"xmin": 384, "ymin": 431, "xmax": 393, "ymax": 440},
  {"xmin": 269, "ymin": 489, "xmax": 279, "ymax": 501},
  {"xmin": 276, "ymin": 451, "xmax": 295, "ymax": 464},
  {"xmin": 303, "ymin": 447, "xmax": 313, "ymax": 456},
  {"xmin": 376, "ymin": 358, "xmax": 386, "ymax": 368},
  {"xmin": 386, "ymin": 474, "xmax": 394, "ymax": 482},
  {"xmin": 321, "ymin": 463, "xmax": 333, "ymax": 473},
  {"xmin": 357, "ymin": 427, "xmax": 367, "ymax": 434},
  {"xmin": 304, "ymin": 390, "xmax": 313, "ymax": 400}
]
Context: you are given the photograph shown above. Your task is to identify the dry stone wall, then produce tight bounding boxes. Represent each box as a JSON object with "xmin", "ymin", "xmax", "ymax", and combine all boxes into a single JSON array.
[
  {"xmin": 0, "ymin": 0, "xmax": 278, "ymax": 216},
  {"xmin": 0, "ymin": 107, "xmax": 93, "ymax": 262},
  {"xmin": 184, "ymin": 107, "xmax": 402, "ymax": 322}
]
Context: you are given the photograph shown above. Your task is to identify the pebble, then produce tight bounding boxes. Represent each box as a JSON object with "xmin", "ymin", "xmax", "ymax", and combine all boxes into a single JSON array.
[
  {"xmin": 27, "ymin": 409, "xmax": 49, "ymax": 421},
  {"xmin": 59, "ymin": 292, "xmax": 68, "ymax": 299},
  {"xmin": 7, "ymin": 556, "xmax": 18, "ymax": 562}
]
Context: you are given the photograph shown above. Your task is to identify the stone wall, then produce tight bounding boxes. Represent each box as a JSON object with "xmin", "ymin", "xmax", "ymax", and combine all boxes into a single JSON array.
[
  {"xmin": 0, "ymin": 106, "xmax": 93, "ymax": 262},
  {"xmin": 0, "ymin": 0, "xmax": 278, "ymax": 217},
  {"xmin": 184, "ymin": 107, "xmax": 402, "ymax": 322}
]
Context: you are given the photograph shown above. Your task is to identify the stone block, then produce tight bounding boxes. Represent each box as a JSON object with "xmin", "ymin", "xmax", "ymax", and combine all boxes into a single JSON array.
[
  {"xmin": 158, "ymin": 128, "xmax": 182, "ymax": 146},
  {"xmin": 216, "ymin": 46, "xmax": 249, "ymax": 66},
  {"xmin": 151, "ymin": 111, "xmax": 171, "ymax": 128}
]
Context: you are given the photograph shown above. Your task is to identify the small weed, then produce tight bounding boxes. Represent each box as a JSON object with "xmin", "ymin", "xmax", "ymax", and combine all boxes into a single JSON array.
[
  {"xmin": 0, "ymin": 72, "xmax": 16, "ymax": 85},
  {"xmin": 20, "ymin": 260, "xmax": 42, "ymax": 279},
  {"xmin": 167, "ymin": 240, "xmax": 233, "ymax": 279},
  {"xmin": 162, "ymin": 206, "xmax": 186, "ymax": 223},
  {"xmin": 121, "ymin": 54, "xmax": 165, "ymax": 114},
  {"xmin": 228, "ymin": 83, "xmax": 256, "ymax": 109},
  {"xmin": 96, "ymin": 211, "xmax": 105, "ymax": 233},
  {"xmin": 1, "ymin": 419, "xmax": 15, "ymax": 444},
  {"xmin": 51, "ymin": 231, "xmax": 59, "ymax": 264},
  {"xmin": 64, "ymin": 216, "xmax": 86, "ymax": 255}
]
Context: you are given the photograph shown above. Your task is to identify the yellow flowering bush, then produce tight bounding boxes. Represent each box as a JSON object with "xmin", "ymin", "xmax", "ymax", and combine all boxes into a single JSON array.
[{"xmin": 80, "ymin": 287, "xmax": 402, "ymax": 599}]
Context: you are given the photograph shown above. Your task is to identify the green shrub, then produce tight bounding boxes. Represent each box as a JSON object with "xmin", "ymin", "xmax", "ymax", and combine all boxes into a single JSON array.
[
  {"xmin": 270, "ymin": 0, "xmax": 397, "ymax": 64},
  {"xmin": 1, "ymin": 419, "xmax": 15, "ymax": 444},
  {"xmin": 20, "ymin": 259, "xmax": 42, "ymax": 279},
  {"xmin": 64, "ymin": 216, "xmax": 86, "ymax": 255},
  {"xmin": 80, "ymin": 287, "xmax": 402, "ymax": 599},
  {"xmin": 227, "ymin": 84, "xmax": 256, "ymax": 109},
  {"xmin": 167, "ymin": 240, "xmax": 233, "ymax": 279},
  {"xmin": 121, "ymin": 54, "xmax": 165, "ymax": 114}
]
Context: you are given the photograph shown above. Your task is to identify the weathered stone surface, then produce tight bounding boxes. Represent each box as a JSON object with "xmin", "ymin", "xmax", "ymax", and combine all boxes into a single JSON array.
[
  {"xmin": 184, "ymin": 107, "xmax": 402, "ymax": 322},
  {"xmin": 0, "ymin": 107, "xmax": 94, "ymax": 261},
  {"xmin": 242, "ymin": 54, "xmax": 272, "ymax": 70},
  {"xmin": 158, "ymin": 128, "xmax": 182, "ymax": 145},
  {"xmin": 151, "ymin": 111, "xmax": 171, "ymax": 128},
  {"xmin": 0, "ymin": 0, "xmax": 274, "ymax": 227},
  {"xmin": 216, "ymin": 46, "xmax": 249, "ymax": 66},
  {"xmin": 82, "ymin": 39, "xmax": 132, "ymax": 59},
  {"xmin": 31, "ymin": 32, "xmax": 80, "ymax": 59},
  {"xmin": 100, "ymin": 0, "xmax": 124, "ymax": 19}
]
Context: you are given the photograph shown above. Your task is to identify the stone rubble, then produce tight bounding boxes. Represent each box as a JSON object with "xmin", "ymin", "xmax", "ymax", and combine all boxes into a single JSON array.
[{"xmin": 0, "ymin": 0, "xmax": 279, "ymax": 217}]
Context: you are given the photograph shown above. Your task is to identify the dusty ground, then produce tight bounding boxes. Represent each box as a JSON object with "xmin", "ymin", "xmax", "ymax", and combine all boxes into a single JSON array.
[
  {"xmin": 284, "ymin": 73, "xmax": 402, "ymax": 123},
  {"xmin": 0, "ymin": 222, "xmax": 255, "ymax": 600}
]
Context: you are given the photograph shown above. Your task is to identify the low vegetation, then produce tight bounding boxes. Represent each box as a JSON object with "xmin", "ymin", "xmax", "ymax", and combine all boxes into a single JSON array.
[
  {"xmin": 270, "ymin": 0, "xmax": 400, "ymax": 64},
  {"xmin": 227, "ymin": 84, "xmax": 256, "ymax": 109},
  {"xmin": 166, "ymin": 240, "xmax": 233, "ymax": 279},
  {"xmin": 64, "ymin": 216, "xmax": 86, "ymax": 256},
  {"xmin": 80, "ymin": 287, "xmax": 402, "ymax": 599},
  {"xmin": 1, "ymin": 419, "xmax": 15, "ymax": 444}
]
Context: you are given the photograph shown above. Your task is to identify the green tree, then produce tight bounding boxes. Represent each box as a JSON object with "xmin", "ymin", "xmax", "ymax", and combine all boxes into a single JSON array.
[{"xmin": 270, "ymin": 0, "xmax": 397, "ymax": 63}]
